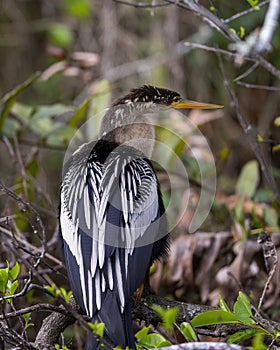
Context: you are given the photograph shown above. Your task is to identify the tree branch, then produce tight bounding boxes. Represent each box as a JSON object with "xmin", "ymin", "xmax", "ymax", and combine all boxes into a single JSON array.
[
  {"xmin": 253, "ymin": 0, "xmax": 280, "ymax": 53},
  {"xmin": 33, "ymin": 293, "xmax": 280, "ymax": 348},
  {"xmin": 218, "ymin": 55, "xmax": 280, "ymax": 208}
]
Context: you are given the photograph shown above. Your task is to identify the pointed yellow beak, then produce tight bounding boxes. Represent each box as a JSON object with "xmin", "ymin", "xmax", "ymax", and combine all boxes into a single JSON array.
[{"xmin": 171, "ymin": 100, "xmax": 223, "ymax": 110}]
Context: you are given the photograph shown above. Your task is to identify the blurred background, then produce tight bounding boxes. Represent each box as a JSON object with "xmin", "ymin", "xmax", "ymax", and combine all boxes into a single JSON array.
[{"xmin": 1, "ymin": 0, "xmax": 280, "ymax": 347}]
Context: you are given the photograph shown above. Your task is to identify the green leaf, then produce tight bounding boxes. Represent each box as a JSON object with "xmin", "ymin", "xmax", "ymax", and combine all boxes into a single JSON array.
[
  {"xmin": 152, "ymin": 305, "xmax": 179, "ymax": 330},
  {"xmin": 87, "ymin": 79, "xmax": 111, "ymax": 141},
  {"xmin": 59, "ymin": 287, "xmax": 72, "ymax": 303},
  {"xmin": 233, "ymin": 292, "xmax": 255, "ymax": 324},
  {"xmin": 32, "ymin": 104, "xmax": 71, "ymax": 120},
  {"xmin": 23, "ymin": 312, "xmax": 31, "ymax": 324},
  {"xmin": 239, "ymin": 26, "xmax": 245, "ymax": 39},
  {"xmin": 234, "ymin": 197, "xmax": 244, "ymax": 224},
  {"xmin": 47, "ymin": 124, "xmax": 76, "ymax": 146},
  {"xmin": 236, "ymin": 160, "xmax": 259, "ymax": 198},
  {"xmin": 63, "ymin": 0, "xmax": 90, "ymax": 18},
  {"xmin": 137, "ymin": 333, "xmax": 171, "ymax": 348},
  {"xmin": 0, "ymin": 72, "xmax": 40, "ymax": 132},
  {"xmin": 191, "ymin": 310, "xmax": 238, "ymax": 327},
  {"xmin": 218, "ymin": 295, "xmax": 231, "ymax": 312},
  {"xmin": 252, "ymin": 332, "xmax": 267, "ymax": 350},
  {"xmin": 180, "ymin": 322, "xmax": 197, "ymax": 341},
  {"xmin": 228, "ymin": 329, "xmax": 262, "ymax": 344},
  {"xmin": 263, "ymin": 206, "xmax": 278, "ymax": 227},
  {"xmin": 48, "ymin": 23, "xmax": 74, "ymax": 49},
  {"xmin": 272, "ymin": 144, "xmax": 280, "ymax": 153},
  {"xmin": 274, "ymin": 116, "xmax": 280, "ymax": 127},
  {"xmin": 135, "ymin": 326, "xmax": 150, "ymax": 341},
  {"xmin": 0, "ymin": 266, "xmax": 9, "ymax": 293},
  {"xmin": 46, "ymin": 283, "xmax": 59, "ymax": 297},
  {"xmin": 8, "ymin": 262, "xmax": 20, "ymax": 280},
  {"xmin": 8, "ymin": 280, "xmax": 18, "ymax": 295},
  {"xmin": 88, "ymin": 320, "xmax": 105, "ymax": 337},
  {"xmin": 68, "ymin": 98, "xmax": 91, "ymax": 128},
  {"xmin": 246, "ymin": 0, "xmax": 259, "ymax": 8}
]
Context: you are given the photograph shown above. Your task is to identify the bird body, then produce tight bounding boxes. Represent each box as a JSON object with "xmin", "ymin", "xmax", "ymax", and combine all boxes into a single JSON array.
[{"xmin": 60, "ymin": 85, "xmax": 222, "ymax": 349}]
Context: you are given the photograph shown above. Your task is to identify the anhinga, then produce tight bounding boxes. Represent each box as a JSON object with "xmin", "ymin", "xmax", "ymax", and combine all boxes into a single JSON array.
[{"xmin": 59, "ymin": 85, "xmax": 221, "ymax": 349}]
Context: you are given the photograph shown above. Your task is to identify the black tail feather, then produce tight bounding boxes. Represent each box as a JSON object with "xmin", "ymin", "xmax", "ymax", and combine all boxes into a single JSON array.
[{"xmin": 84, "ymin": 291, "xmax": 135, "ymax": 349}]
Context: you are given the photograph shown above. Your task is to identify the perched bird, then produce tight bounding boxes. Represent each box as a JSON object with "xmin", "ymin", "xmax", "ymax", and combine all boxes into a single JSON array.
[{"xmin": 59, "ymin": 85, "xmax": 222, "ymax": 349}]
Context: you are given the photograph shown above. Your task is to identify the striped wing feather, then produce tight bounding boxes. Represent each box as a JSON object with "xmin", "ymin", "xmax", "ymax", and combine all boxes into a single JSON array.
[{"xmin": 60, "ymin": 144, "xmax": 160, "ymax": 319}]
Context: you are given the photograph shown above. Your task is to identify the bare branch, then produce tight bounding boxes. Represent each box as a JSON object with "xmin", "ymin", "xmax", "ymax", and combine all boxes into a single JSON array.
[
  {"xmin": 0, "ymin": 182, "xmax": 46, "ymax": 265},
  {"xmin": 236, "ymin": 81, "xmax": 280, "ymax": 91},
  {"xmin": 113, "ymin": 0, "xmax": 171, "ymax": 8},
  {"xmin": 218, "ymin": 56, "xmax": 280, "ymax": 208},
  {"xmin": 253, "ymin": 0, "xmax": 280, "ymax": 53},
  {"xmin": 224, "ymin": 1, "xmax": 269, "ymax": 24},
  {"xmin": 166, "ymin": 0, "xmax": 239, "ymax": 42},
  {"xmin": 257, "ymin": 232, "xmax": 278, "ymax": 310}
]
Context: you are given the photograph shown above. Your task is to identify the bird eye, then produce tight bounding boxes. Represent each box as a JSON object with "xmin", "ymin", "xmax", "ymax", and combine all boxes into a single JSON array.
[{"xmin": 173, "ymin": 96, "xmax": 180, "ymax": 102}]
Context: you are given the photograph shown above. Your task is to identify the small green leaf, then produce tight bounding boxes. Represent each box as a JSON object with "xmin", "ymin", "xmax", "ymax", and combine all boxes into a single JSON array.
[
  {"xmin": 236, "ymin": 160, "xmax": 259, "ymax": 198},
  {"xmin": 137, "ymin": 333, "xmax": 171, "ymax": 348},
  {"xmin": 152, "ymin": 305, "xmax": 179, "ymax": 330},
  {"xmin": 191, "ymin": 310, "xmax": 238, "ymax": 327},
  {"xmin": 48, "ymin": 23, "xmax": 73, "ymax": 49},
  {"xmin": 228, "ymin": 329, "xmax": 262, "ymax": 344},
  {"xmin": 23, "ymin": 312, "xmax": 31, "ymax": 324},
  {"xmin": 59, "ymin": 287, "xmax": 72, "ymax": 303},
  {"xmin": 88, "ymin": 320, "xmax": 105, "ymax": 337},
  {"xmin": 0, "ymin": 266, "xmax": 9, "ymax": 293},
  {"xmin": 8, "ymin": 262, "xmax": 20, "ymax": 280},
  {"xmin": 234, "ymin": 197, "xmax": 244, "ymax": 224},
  {"xmin": 239, "ymin": 26, "xmax": 245, "ymax": 39},
  {"xmin": 263, "ymin": 206, "xmax": 278, "ymax": 228},
  {"xmin": 180, "ymin": 322, "xmax": 197, "ymax": 341},
  {"xmin": 252, "ymin": 332, "xmax": 267, "ymax": 350},
  {"xmin": 68, "ymin": 98, "xmax": 91, "ymax": 128},
  {"xmin": 233, "ymin": 292, "xmax": 255, "ymax": 324},
  {"xmin": 9, "ymin": 280, "xmax": 18, "ymax": 295},
  {"xmin": 0, "ymin": 72, "xmax": 40, "ymax": 131},
  {"xmin": 218, "ymin": 295, "xmax": 231, "ymax": 312},
  {"xmin": 274, "ymin": 116, "xmax": 280, "ymax": 127},
  {"xmin": 272, "ymin": 144, "xmax": 280, "ymax": 153},
  {"xmin": 219, "ymin": 148, "xmax": 229, "ymax": 161},
  {"xmin": 135, "ymin": 326, "xmax": 150, "ymax": 341},
  {"xmin": 246, "ymin": 0, "xmax": 259, "ymax": 7},
  {"xmin": 46, "ymin": 283, "xmax": 59, "ymax": 297},
  {"xmin": 63, "ymin": 0, "xmax": 90, "ymax": 18}
]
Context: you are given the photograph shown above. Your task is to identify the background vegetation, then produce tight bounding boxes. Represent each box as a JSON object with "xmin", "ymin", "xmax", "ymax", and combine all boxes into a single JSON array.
[{"xmin": 1, "ymin": 0, "xmax": 280, "ymax": 348}]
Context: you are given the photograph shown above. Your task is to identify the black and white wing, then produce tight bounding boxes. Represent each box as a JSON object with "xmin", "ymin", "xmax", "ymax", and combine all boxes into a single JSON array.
[{"xmin": 60, "ymin": 142, "xmax": 165, "ymax": 325}]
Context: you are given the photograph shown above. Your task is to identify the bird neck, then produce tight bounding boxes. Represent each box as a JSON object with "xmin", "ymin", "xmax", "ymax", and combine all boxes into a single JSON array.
[{"xmin": 99, "ymin": 103, "xmax": 161, "ymax": 158}]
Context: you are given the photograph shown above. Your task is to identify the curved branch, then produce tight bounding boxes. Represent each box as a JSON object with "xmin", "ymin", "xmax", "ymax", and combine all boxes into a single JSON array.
[{"xmin": 34, "ymin": 294, "xmax": 280, "ymax": 348}]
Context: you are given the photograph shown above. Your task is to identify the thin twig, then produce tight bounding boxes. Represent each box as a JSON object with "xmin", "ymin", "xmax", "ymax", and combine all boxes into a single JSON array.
[
  {"xmin": 167, "ymin": 0, "xmax": 239, "ymax": 42},
  {"xmin": 236, "ymin": 81, "xmax": 280, "ymax": 91},
  {"xmin": 184, "ymin": 42, "xmax": 255, "ymax": 61},
  {"xmin": 0, "ymin": 304, "xmax": 69, "ymax": 320},
  {"xmin": 233, "ymin": 62, "xmax": 259, "ymax": 82},
  {"xmin": 184, "ymin": 42, "xmax": 280, "ymax": 80},
  {"xmin": 257, "ymin": 232, "xmax": 278, "ymax": 310},
  {"xmin": 113, "ymin": 0, "xmax": 171, "ymax": 8},
  {"xmin": 224, "ymin": 0, "xmax": 270, "ymax": 23},
  {"xmin": 0, "ymin": 182, "xmax": 46, "ymax": 264},
  {"xmin": 218, "ymin": 55, "xmax": 280, "ymax": 208}
]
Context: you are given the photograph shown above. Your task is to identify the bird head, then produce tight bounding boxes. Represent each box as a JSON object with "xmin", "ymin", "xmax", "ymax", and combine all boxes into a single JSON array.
[{"xmin": 112, "ymin": 85, "xmax": 223, "ymax": 110}]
